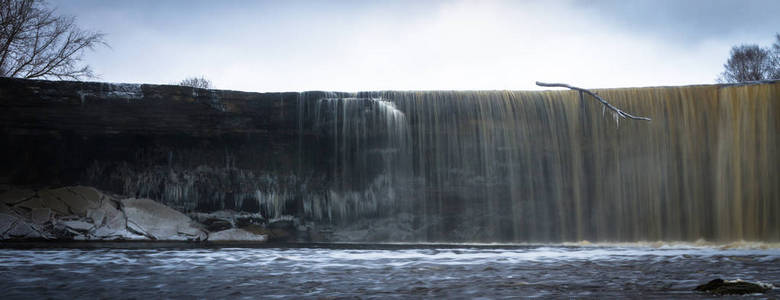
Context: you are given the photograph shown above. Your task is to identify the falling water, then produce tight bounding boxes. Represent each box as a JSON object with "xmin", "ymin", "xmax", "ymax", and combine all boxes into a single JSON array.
[
  {"xmin": 296, "ymin": 82, "xmax": 778, "ymax": 243},
  {"xmin": 302, "ymin": 95, "xmax": 414, "ymax": 221}
]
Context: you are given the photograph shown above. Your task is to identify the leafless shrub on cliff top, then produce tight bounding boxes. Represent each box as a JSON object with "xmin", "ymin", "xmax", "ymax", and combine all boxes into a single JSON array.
[
  {"xmin": 179, "ymin": 76, "xmax": 213, "ymax": 89},
  {"xmin": 0, "ymin": 0, "xmax": 106, "ymax": 80}
]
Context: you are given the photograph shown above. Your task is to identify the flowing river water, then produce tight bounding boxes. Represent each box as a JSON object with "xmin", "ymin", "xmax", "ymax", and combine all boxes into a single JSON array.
[{"xmin": 1, "ymin": 243, "xmax": 778, "ymax": 299}]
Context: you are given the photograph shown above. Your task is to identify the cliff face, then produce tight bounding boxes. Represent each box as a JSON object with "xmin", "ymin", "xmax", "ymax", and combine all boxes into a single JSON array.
[
  {"xmin": 0, "ymin": 78, "xmax": 302, "ymax": 135},
  {"xmin": 0, "ymin": 78, "xmax": 327, "ymax": 215},
  {"xmin": 1, "ymin": 78, "xmax": 778, "ymax": 243}
]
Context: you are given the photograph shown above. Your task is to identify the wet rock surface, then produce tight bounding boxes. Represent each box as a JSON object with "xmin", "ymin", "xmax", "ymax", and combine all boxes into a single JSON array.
[{"xmin": 694, "ymin": 278, "xmax": 774, "ymax": 295}]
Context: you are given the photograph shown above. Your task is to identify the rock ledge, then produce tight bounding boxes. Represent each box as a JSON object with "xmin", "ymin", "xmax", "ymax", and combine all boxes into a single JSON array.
[{"xmin": 694, "ymin": 278, "xmax": 774, "ymax": 295}]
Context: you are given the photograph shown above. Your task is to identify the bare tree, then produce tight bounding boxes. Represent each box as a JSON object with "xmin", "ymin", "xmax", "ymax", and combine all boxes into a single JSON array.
[
  {"xmin": 0, "ymin": 0, "xmax": 106, "ymax": 80},
  {"xmin": 718, "ymin": 44, "xmax": 773, "ymax": 83},
  {"xmin": 178, "ymin": 76, "xmax": 213, "ymax": 89},
  {"xmin": 771, "ymin": 34, "xmax": 780, "ymax": 79}
]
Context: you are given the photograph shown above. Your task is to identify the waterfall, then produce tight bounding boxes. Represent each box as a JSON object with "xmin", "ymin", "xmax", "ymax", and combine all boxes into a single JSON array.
[
  {"xmin": 9, "ymin": 77, "xmax": 773, "ymax": 243},
  {"xmin": 296, "ymin": 82, "xmax": 778, "ymax": 243},
  {"xmin": 300, "ymin": 95, "xmax": 414, "ymax": 221}
]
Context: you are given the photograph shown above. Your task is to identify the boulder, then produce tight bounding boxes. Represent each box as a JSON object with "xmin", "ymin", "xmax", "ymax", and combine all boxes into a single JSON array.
[
  {"xmin": 87, "ymin": 207, "xmax": 105, "ymax": 226},
  {"xmin": 1, "ymin": 186, "xmax": 217, "ymax": 242},
  {"xmin": 102, "ymin": 206, "xmax": 127, "ymax": 231},
  {"xmin": 60, "ymin": 220, "xmax": 94, "ymax": 233},
  {"xmin": 235, "ymin": 214, "xmax": 264, "ymax": 227},
  {"xmin": 177, "ymin": 226, "xmax": 207, "ymax": 241},
  {"xmin": 0, "ymin": 188, "xmax": 34, "ymax": 205},
  {"xmin": 189, "ymin": 211, "xmax": 268, "ymax": 234},
  {"xmin": 125, "ymin": 219, "xmax": 150, "ymax": 238},
  {"xmin": 86, "ymin": 196, "xmax": 125, "ymax": 230},
  {"xmin": 189, "ymin": 210, "xmax": 237, "ymax": 223},
  {"xmin": 36, "ymin": 190, "xmax": 71, "ymax": 215},
  {"xmin": 0, "ymin": 213, "xmax": 20, "ymax": 237},
  {"xmin": 49, "ymin": 186, "xmax": 102, "ymax": 216},
  {"xmin": 268, "ymin": 219, "xmax": 294, "ymax": 229},
  {"xmin": 5, "ymin": 220, "xmax": 43, "ymax": 239},
  {"xmin": 121, "ymin": 198, "xmax": 205, "ymax": 241},
  {"xmin": 237, "ymin": 223, "xmax": 295, "ymax": 242},
  {"xmin": 30, "ymin": 208, "xmax": 52, "ymax": 224},
  {"xmin": 67, "ymin": 186, "xmax": 102, "ymax": 203},
  {"xmin": 91, "ymin": 227, "xmax": 145, "ymax": 240},
  {"xmin": 208, "ymin": 228, "xmax": 267, "ymax": 242},
  {"xmin": 15, "ymin": 197, "xmax": 47, "ymax": 210},
  {"xmin": 240, "ymin": 224, "xmax": 269, "ymax": 235},
  {"xmin": 0, "ymin": 203, "xmax": 12, "ymax": 215},
  {"xmin": 203, "ymin": 218, "xmax": 233, "ymax": 232},
  {"xmin": 695, "ymin": 278, "xmax": 773, "ymax": 295}
]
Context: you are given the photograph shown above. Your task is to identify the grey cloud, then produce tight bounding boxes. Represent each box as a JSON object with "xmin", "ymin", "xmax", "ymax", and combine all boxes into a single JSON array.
[{"xmin": 573, "ymin": 0, "xmax": 780, "ymax": 43}]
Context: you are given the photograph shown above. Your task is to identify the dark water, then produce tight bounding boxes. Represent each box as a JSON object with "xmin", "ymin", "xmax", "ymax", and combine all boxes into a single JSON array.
[{"xmin": 0, "ymin": 244, "xmax": 778, "ymax": 299}]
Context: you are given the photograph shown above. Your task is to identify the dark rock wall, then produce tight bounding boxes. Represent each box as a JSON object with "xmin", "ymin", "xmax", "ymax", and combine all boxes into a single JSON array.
[{"xmin": 0, "ymin": 79, "xmax": 329, "ymax": 216}]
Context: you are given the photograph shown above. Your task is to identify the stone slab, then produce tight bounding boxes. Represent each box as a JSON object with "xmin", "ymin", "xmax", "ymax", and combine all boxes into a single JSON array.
[
  {"xmin": 122, "ymin": 198, "xmax": 204, "ymax": 240},
  {"xmin": 208, "ymin": 228, "xmax": 267, "ymax": 242}
]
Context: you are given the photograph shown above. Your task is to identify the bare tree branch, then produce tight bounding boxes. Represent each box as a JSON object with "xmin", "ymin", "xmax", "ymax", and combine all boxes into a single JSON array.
[
  {"xmin": 536, "ymin": 81, "xmax": 651, "ymax": 122},
  {"xmin": 0, "ymin": 0, "xmax": 106, "ymax": 80}
]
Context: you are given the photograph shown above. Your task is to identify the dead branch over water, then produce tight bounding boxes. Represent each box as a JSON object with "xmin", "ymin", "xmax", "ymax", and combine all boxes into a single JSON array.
[{"xmin": 536, "ymin": 82, "xmax": 652, "ymax": 122}]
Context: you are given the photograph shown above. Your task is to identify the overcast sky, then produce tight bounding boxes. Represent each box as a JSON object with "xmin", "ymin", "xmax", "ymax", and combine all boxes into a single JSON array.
[{"xmin": 56, "ymin": 0, "xmax": 780, "ymax": 92}]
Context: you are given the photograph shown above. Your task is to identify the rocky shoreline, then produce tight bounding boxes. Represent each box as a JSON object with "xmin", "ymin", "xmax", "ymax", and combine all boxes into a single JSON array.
[{"xmin": 0, "ymin": 185, "xmax": 305, "ymax": 243}]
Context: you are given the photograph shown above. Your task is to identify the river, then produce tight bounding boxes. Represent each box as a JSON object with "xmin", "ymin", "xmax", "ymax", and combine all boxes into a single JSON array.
[{"xmin": 1, "ymin": 243, "xmax": 777, "ymax": 298}]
